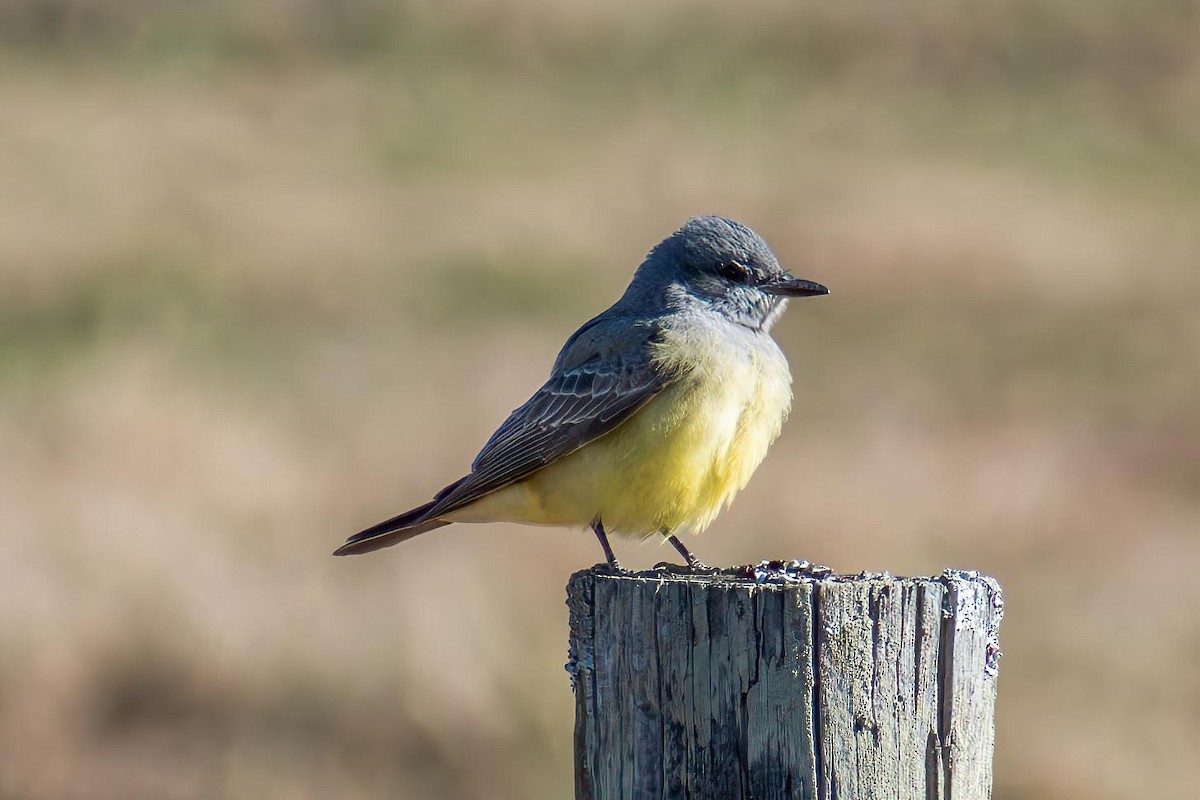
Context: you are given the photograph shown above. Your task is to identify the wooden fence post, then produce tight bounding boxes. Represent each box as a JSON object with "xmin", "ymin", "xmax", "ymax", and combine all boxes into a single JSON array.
[{"xmin": 566, "ymin": 564, "xmax": 1003, "ymax": 800}]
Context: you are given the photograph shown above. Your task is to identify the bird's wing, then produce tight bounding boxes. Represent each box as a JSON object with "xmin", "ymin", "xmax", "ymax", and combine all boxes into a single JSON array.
[{"xmin": 425, "ymin": 323, "xmax": 675, "ymax": 518}]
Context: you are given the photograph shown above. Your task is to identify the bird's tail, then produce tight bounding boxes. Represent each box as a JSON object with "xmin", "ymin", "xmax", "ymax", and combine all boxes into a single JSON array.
[{"xmin": 333, "ymin": 500, "xmax": 450, "ymax": 556}]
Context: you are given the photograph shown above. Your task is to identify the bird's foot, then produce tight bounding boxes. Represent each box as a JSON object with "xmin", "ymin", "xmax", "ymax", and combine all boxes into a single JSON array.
[
  {"xmin": 652, "ymin": 559, "xmax": 718, "ymax": 574},
  {"xmin": 663, "ymin": 533, "xmax": 718, "ymax": 573},
  {"xmin": 603, "ymin": 559, "xmax": 633, "ymax": 574},
  {"xmin": 591, "ymin": 519, "xmax": 631, "ymax": 573}
]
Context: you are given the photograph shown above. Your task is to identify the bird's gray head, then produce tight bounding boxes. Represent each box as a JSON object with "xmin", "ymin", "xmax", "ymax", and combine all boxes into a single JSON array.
[{"xmin": 623, "ymin": 216, "xmax": 828, "ymax": 332}]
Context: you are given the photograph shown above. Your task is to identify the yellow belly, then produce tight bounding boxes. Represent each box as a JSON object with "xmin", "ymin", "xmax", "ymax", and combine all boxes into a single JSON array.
[{"xmin": 447, "ymin": 324, "xmax": 794, "ymax": 538}]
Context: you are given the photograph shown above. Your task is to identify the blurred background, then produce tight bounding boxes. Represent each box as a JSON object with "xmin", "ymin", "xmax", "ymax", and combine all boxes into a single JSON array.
[{"xmin": 2, "ymin": 1, "xmax": 1198, "ymax": 798}]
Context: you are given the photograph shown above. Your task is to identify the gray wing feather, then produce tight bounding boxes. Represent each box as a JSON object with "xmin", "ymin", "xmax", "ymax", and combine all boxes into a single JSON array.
[{"xmin": 424, "ymin": 321, "xmax": 672, "ymax": 518}]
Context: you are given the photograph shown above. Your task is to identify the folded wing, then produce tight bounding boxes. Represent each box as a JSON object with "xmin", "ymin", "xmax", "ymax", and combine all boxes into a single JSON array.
[
  {"xmin": 335, "ymin": 322, "xmax": 677, "ymax": 555},
  {"xmin": 426, "ymin": 334, "xmax": 672, "ymax": 517}
]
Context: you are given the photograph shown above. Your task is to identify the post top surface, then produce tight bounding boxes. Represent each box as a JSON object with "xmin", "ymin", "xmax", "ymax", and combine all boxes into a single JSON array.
[{"xmin": 571, "ymin": 562, "xmax": 1001, "ymax": 593}]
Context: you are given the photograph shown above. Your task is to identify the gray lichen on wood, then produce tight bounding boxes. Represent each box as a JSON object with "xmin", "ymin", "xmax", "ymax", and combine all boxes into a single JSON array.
[{"xmin": 567, "ymin": 565, "xmax": 1003, "ymax": 800}]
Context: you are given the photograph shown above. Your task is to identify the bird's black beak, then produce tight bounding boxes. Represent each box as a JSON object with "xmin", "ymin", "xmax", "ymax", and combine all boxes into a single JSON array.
[{"xmin": 760, "ymin": 275, "xmax": 829, "ymax": 298}]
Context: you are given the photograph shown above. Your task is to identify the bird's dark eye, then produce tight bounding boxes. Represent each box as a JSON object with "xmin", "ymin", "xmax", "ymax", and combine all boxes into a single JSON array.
[{"xmin": 716, "ymin": 261, "xmax": 751, "ymax": 284}]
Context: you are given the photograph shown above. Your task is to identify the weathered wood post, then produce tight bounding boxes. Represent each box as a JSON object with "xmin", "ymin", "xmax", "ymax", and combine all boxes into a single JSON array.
[{"xmin": 566, "ymin": 564, "xmax": 1003, "ymax": 800}]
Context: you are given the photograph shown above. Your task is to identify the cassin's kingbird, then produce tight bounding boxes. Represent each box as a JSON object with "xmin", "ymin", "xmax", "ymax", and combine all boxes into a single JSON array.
[{"xmin": 334, "ymin": 216, "xmax": 828, "ymax": 568}]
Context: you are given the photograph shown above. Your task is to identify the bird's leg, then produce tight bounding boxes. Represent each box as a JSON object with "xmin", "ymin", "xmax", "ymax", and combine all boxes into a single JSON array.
[
  {"xmin": 665, "ymin": 531, "xmax": 715, "ymax": 572},
  {"xmin": 591, "ymin": 518, "xmax": 624, "ymax": 572}
]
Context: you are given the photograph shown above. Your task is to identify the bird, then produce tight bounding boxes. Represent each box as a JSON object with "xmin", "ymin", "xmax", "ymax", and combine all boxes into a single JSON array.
[{"xmin": 334, "ymin": 216, "xmax": 828, "ymax": 569}]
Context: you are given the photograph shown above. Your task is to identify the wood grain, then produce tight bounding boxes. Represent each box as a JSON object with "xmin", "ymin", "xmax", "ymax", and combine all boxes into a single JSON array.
[{"xmin": 567, "ymin": 566, "xmax": 1003, "ymax": 800}]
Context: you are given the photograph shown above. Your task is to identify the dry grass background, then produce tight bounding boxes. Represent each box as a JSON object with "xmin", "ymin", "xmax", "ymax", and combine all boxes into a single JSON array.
[{"xmin": 2, "ymin": 1, "xmax": 1199, "ymax": 798}]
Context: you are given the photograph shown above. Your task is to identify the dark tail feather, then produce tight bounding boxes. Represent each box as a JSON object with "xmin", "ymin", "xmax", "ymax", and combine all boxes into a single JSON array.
[{"xmin": 333, "ymin": 500, "xmax": 450, "ymax": 556}]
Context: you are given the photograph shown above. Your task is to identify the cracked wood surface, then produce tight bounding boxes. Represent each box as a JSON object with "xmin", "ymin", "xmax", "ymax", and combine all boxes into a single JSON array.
[{"xmin": 567, "ymin": 566, "xmax": 1003, "ymax": 800}]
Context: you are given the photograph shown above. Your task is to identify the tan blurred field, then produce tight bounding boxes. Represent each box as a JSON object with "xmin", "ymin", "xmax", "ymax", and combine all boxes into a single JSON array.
[{"xmin": 2, "ymin": 2, "xmax": 1199, "ymax": 798}]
